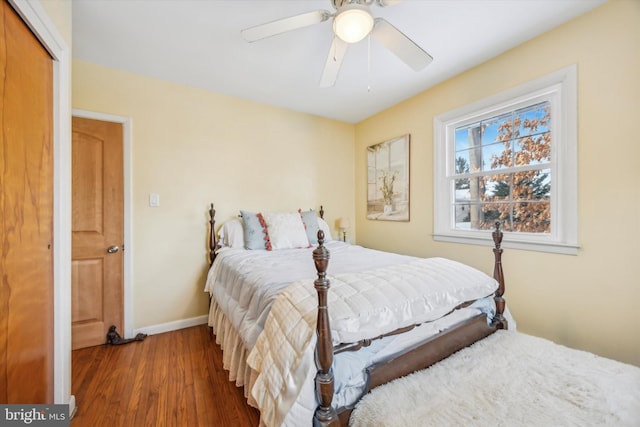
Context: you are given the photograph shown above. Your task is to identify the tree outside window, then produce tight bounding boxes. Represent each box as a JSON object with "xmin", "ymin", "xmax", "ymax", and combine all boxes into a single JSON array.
[{"xmin": 454, "ymin": 102, "xmax": 551, "ymax": 233}]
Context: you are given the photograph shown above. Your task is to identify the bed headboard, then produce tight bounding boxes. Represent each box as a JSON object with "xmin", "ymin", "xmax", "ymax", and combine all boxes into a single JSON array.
[{"xmin": 208, "ymin": 203, "xmax": 217, "ymax": 264}]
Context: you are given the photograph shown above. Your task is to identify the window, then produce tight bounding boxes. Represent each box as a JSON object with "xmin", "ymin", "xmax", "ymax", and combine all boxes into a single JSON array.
[{"xmin": 434, "ymin": 66, "xmax": 578, "ymax": 254}]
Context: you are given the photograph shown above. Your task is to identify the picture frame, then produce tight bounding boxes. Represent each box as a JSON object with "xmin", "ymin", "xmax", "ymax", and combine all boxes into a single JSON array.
[{"xmin": 367, "ymin": 134, "xmax": 410, "ymax": 221}]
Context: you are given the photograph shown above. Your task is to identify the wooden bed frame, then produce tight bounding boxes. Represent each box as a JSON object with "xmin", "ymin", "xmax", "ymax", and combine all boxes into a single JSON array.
[{"xmin": 207, "ymin": 204, "xmax": 507, "ymax": 427}]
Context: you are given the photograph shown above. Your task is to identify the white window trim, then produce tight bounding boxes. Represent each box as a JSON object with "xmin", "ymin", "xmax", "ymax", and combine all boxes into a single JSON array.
[{"xmin": 433, "ymin": 65, "xmax": 578, "ymax": 255}]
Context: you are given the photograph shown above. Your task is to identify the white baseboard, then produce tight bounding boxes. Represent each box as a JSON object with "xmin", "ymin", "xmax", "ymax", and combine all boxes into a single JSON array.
[{"xmin": 132, "ymin": 315, "xmax": 209, "ymax": 337}]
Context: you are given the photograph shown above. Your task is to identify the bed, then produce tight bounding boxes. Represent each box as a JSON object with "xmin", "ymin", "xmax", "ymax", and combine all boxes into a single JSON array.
[{"xmin": 205, "ymin": 204, "xmax": 509, "ymax": 426}]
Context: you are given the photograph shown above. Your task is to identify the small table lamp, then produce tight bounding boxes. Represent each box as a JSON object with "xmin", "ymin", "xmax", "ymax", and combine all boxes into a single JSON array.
[{"xmin": 338, "ymin": 217, "xmax": 351, "ymax": 242}]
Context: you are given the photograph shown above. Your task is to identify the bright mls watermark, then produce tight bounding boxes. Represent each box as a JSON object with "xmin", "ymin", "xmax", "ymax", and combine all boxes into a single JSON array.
[{"xmin": 0, "ymin": 405, "xmax": 69, "ymax": 426}]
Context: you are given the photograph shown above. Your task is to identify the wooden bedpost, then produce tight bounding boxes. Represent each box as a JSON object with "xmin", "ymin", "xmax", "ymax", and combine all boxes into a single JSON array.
[
  {"xmin": 209, "ymin": 203, "xmax": 217, "ymax": 265},
  {"xmin": 492, "ymin": 222, "xmax": 508, "ymax": 329},
  {"xmin": 312, "ymin": 230, "xmax": 339, "ymax": 427},
  {"xmin": 319, "ymin": 205, "xmax": 324, "ymax": 220}
]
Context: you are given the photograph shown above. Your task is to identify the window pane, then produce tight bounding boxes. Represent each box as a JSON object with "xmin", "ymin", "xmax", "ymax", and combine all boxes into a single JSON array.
[
  {"xmin": 482, "ymin": 112, "xmax": 512, "ymax": 144},
  {"xmin": 516, "ymin": 102, "xmax": 550, "ymax": 138},
  {"xmin": 466, "ymin": 177, "xmax": 484, "ymax": 203},
  {"xmin": 454, "ymin": 178, "xmax": 469, "ymax": 191},
  {"xmin": 514, "ymin": 133, "xmax": 551, "ymax": 166},
  {"xmin": 454, "ymin": 202, "xmax": 508, "ymax": 231},
  {"xmin": 512, "ymin": 169, "xmax": 551, "ymax": 200},
  {"xmin": 455, "ymin": 125, "xmax": 480, "ymax": 151},
  {"xmin": 483, "ymin": 174, "xmax": 510, "ymax": 200},
  {"xmin": 482, "ymin": 141, "xmax": 511, "ymax": 170},
  {"xmin": 454, "ymin": 152, "xmax": 471, "ymax": 175},
  {"xmin": 454, "ymin": 155, "xmax": 470, "ymax": 176},
  {"xmin": 481, "ymin": 202, "xmax": 509, "ymax": 229},
  {"xmin": 455, "ymin": 125, "xmax": 482, "ymax": 173},
  {"xmin": 464, "ymin": 147, "xmax": 482, "ymax": 173},
  {"xmin": 454, "ymin": 203, "xmax": 471, "ymax": 228},
  {"xmin": 512, "ymin": 201, "xmax": 550, "ymax": 233}
]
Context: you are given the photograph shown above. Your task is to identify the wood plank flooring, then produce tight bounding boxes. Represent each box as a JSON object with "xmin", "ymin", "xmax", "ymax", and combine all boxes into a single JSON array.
[{"xmin": 71, "ymin": 325, "xmax": 260, "ymax": 426}]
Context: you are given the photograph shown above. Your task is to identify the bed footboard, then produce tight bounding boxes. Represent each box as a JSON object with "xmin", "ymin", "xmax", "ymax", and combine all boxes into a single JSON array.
[
  {"xmin": 311, "ymin": 223, "xmax": 507, "ymax": 427},
  {"xmin": 491, "ymin": 222, "xmax": 507, "ymax": 329}
]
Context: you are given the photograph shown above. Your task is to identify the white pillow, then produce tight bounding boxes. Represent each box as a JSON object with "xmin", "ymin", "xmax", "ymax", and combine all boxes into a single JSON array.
[
  {"xmin": 317, "ymin": 217, "xmax": 333, "ymax": 241},
  {"xmin": 217, "ymin": 218, "xmax": 245, "ymax": 248},
  {"xmin": 262, "ymin": 212, "xmax": 310, "ymax": 250}
]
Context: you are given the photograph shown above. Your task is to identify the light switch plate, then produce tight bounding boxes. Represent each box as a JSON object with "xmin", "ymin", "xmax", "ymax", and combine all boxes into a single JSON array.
[{"xmin": 149, "ymin": 193, "xmax": 160, "ymax": 207}]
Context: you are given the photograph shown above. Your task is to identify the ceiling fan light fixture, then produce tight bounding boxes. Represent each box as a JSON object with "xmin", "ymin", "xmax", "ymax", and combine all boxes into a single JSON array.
[{"xmin": 333, "ymin": 4, "xmax": 374, "ymax": 43}]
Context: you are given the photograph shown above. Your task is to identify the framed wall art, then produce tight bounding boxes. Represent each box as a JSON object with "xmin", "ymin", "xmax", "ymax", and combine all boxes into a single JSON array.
[{"xmin": 367, "ymin": 134, "xmax": 410, "ymax": 221}]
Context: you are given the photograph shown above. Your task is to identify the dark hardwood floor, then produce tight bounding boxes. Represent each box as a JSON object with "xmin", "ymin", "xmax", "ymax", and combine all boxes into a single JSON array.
[{"xmin": 71, "ymin": 324, "xmax": 260, "ymax": 426}]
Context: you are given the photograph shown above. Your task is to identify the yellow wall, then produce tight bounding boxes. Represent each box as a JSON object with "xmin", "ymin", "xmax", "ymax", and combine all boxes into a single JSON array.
[
  {"xmin": 72, "ymin": 1, "xmax": 639, "ymax": 365},
  {"xmin": 39, "ymin": 0, "xmax": 72, "ymax": 44},
  {"xmin": 355, "ymin": 0, "xmax": 640, "ymax": 366},
  {"xmin": 72, "ymin": 61, "xmax": 355, "ymax": 329}
]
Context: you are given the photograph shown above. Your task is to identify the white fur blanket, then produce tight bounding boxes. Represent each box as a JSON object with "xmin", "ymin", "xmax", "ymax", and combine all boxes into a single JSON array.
[{"xmin": 350, "ymin": 330, "xmax": 640, "ymax": 427}]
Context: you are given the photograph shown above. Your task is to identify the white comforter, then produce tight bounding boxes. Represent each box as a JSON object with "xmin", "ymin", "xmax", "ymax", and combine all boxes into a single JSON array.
[
  {"xmin": 205, "ymin": 241, "xmax": 416, "ymax": 350},
  {"xmin": 246, "ymin": 257, "xmax": 498, "ymax": 427}
]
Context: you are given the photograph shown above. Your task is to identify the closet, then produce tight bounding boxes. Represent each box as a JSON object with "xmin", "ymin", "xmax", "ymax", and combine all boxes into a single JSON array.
[{"xmin": 0, "ymin": 0, "xmax": 55, "ymax": 403}]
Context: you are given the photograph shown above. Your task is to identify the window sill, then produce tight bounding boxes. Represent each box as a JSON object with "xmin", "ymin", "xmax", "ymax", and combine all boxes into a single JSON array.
[{"xmin": 433, "ymin": 233, "xmax": 579, "ymax": 255}]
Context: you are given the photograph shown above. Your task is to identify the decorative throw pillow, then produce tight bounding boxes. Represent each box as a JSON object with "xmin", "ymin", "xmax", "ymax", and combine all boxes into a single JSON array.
[
  {"xmin": 299, "ymin": 209, "xmax": 321, "ymax": 245},
  {"xmin": 240, "ymin": 210, "xmax": 270, "ymax": 250},
  {"xmin": 262, "ymin": 212, "xmax": 310, "ymax": 250}
]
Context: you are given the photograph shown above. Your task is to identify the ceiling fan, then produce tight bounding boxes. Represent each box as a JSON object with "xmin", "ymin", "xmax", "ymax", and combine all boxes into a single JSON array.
[{"xmin": 241, "ymin": 0, "xmax": 433, "ymax": 87}]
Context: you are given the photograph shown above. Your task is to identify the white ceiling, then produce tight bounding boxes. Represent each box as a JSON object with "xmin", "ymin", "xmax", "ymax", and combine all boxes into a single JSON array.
[{"xmin": 72, "ymin": 0, "xmax": 605, "ymax": 124}]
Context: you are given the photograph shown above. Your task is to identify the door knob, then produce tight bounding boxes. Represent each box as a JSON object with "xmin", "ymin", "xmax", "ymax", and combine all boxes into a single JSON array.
[{"xmin": 107, "ymin": 245, "xmax": 120, "ymax": 254}]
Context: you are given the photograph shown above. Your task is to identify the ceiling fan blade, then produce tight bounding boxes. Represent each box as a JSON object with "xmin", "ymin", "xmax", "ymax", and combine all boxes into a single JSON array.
[
  {"xmin": 375, "ymin": 0, "xmax": 403, "ymax": 7},
  {"xmin": 320, "ymin": 37, "xmax": 348, "ymax": 87},
  {"xmin": 241, "ymin": 10, "xmax": 331, "ymax": 42},
  {"xmin": 371, "ymin": 18, "xmax": 433, "ymax": 71}
]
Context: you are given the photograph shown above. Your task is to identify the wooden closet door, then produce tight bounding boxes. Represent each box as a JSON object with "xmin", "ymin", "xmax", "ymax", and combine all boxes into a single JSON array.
[{"xmin": 0, "ymin": 0, "xmax": 54, "ymax": 403}]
